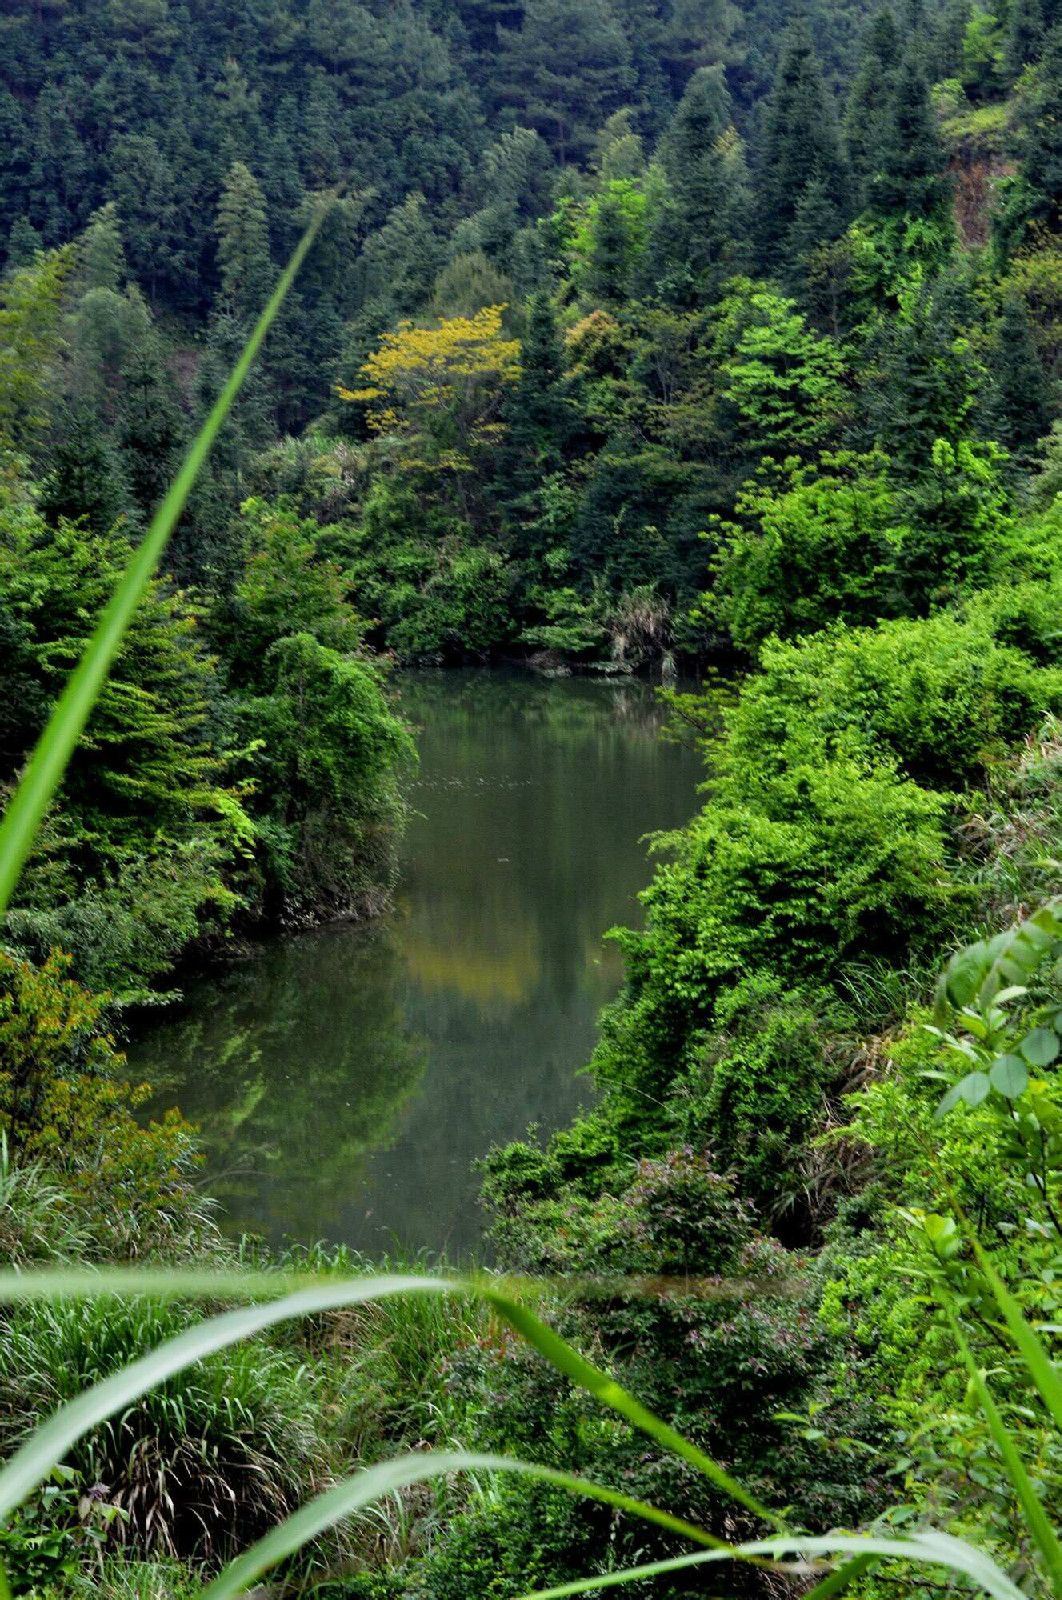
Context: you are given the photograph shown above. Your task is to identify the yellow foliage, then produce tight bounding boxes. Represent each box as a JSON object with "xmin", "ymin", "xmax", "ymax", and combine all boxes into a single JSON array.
[{"xmin": 337, "ymin": 304, "xmax": 521, "ymax": 464}]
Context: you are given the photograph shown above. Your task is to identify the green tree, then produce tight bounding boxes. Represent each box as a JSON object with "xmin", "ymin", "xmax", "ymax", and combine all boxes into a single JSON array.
[
  {"xmin": 497, "ymin": 0, "xmax": 634, "ymax": 164},
  {"xmin": 1013, "ymin": 24, "xmax": 1062, "ymax": 236},
  {"xmin": 985, "ymin": 289, "xmax": 1054, "ymax": 466},
  {"xmin": 710, "ymin": 452, "xmax": 901, "ymax": 649},
  {"xmin": 657, "ymin": 65, "xmax": 749, "ymax": 305},
  {"xmin": 79, "ymin": 203, "xmax": 127, "ymax": 294},
  {"xmin": 715, "ymin": 280, "xmax": 848, "ymax": 457},
  {"xmin": 215, "ymin": 161, "xmax": 273, "ymax": 319},
  {"xmin": 756, "ymin": 19, "xmax": 850, "ymax": 275},
  {"xmin": 869, "ymin": 49, "xmax": 953, "ymax": 228},
  {"xmin": 502, "ymin": 289, "xmax": 572, "ymax": 521},
  {"xmin": 844, "ymin": 7, "xmax": 901, "ymax": 206},
  {"xmin": 1006, "ymin": 0, "xmax": 1045, "ymax": 77}
]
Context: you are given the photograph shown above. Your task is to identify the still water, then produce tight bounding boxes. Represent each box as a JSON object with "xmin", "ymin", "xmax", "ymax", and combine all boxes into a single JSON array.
[{"xmin": 128, "ymin": 671, "xmax": 702, "ymax": 1258}]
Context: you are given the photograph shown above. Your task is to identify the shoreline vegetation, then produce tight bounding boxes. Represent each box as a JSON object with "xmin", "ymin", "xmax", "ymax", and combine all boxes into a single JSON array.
[{"xmin": 0, "ymin": 0, "xmax": 1060, "ymax": 1595}]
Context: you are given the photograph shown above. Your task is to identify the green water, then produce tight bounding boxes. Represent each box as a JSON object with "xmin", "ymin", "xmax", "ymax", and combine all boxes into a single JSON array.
[{"xmin": 128, "ymin": 670, "xmax": 702, "ymax": 1258}]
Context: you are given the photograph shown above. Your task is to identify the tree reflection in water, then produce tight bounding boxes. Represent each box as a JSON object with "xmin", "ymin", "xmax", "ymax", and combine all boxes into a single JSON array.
[{"xmin": 130, "ymin": 670, "xmax": 702, "ymax": 1257}]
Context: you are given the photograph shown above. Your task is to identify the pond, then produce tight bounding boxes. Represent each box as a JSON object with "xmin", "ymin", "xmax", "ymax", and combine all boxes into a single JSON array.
[{"xmin": 128, "ymin": 670, "xmax": 703, "ymax": 1259}]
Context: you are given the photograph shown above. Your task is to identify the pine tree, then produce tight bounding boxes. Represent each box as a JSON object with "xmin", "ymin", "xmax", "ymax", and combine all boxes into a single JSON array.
[
  {"xmin": 933, "ymin": 0, "xmax": 973, "ymax": 77},
  {"xmin": 215, "ymin": 161, "xmax": 273, "ymax": 319},
  {"xmin": 5, "ymin": 218, "xmax": 42, "ymax": 271},
  {"xmin": 118, "ymin": 310, "xmax": 186, "ymax": 519},
  {"xmin": 1017, "ymin": 24, "xmax": 1062, "ymax": 233},
  {"xmin": 756, "ymin": 19, "xmax": 850, "ymax": 275},
  {"xmin": 80, "ymin": 204, "xmax": 127, "ymax": 293},
  {"xmin": 869, "ymin": 49, "xmax": 952, "ymax": 227},
  {"xmin": 861, "ymin": 274, "xmax": 980, "ymax": 471},
  {"xmin": 584, "ymin": 183, "xmax": 644, "ymax": 305},
  {"xmin": 1006, "ymin": 0, "xmax": 1045, "ymax": 78},
  {"xmin": 502, "ymin": 289, "xmax": 572, "ymax": 536},
  {"xmin": 845, "ymin": 7, "xmax": 901, "ymax": 207},
  {"xmin": 496, "ymin": 0, "xmax": 634, "ymax": 164},
  {"xmin": 658, "ymin": 65, "xmax": 749, "ymax": 305},
  {"xmin": 987, "ymin": 290, "xmax": 1054, "ymax": 463},
  {"xmin": 40, "ymin": 402, "xmax": 128, "ymax": 533}
]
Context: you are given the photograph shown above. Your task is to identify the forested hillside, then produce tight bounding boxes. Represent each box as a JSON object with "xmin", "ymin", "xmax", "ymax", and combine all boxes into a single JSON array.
[{"xmin": 0, "ymin": 0, "xmax": 1061, "ymax": 1597}]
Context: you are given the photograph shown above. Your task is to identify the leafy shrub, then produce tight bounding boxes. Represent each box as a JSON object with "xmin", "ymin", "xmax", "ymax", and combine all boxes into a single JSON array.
[
  {"xmin": 724, "ymin": 614, "xmax": 1062, "ymax": 790},
  {"xmin": 0, "ymin": 950, "xmax": 221, "ymax": 1260},
  {"xmin": 709, "ymin": 452, "xmax": 902, "ymax": 650},
  {"xmin": 674, "ymin": 974, "xmax": 848, "ymax": 1225}
]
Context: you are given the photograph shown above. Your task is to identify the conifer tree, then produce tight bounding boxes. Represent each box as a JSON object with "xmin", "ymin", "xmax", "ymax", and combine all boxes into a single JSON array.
[
  {"xmin": 869, "ymin": 49, "xmax": 952, "ymax": 227},
  {"xmin": 497, "ymin": 0, "xmax": 634, "ymax": 164},
  {"xmin": 845, "ymin": 7, "xmax": 901, "ymax": 206},
  {"xmin": 934, "ymin": 0, "xmax": 973, "ymax": 76},
  {"xmin": 5, "ymin": 218, "xmax": 42, "ymax": 271},
  {"xmin": 756, "ymin": 19, "xmax": 849, "ymax": 275},
  {"xmin": 987, "ymin": 290, "xmax": 1054, "ymax": 463},
  {"xmin": 1006, "ymin": 0, "xmax": 1045, "ymax": 78},
  {"xmin": 80, "ymin": 204, "xmax": 127, "ymax": 294},
  {"xmin": 215, "ymin": 161, "xmax": 273, "ymax": 319},
  {"xmin": 585, "ymin": 185, "xmax": 642, "ymax": 305},
  {"xmin": 1017, "ymin": 23, "xmax": 1062, "ymax": 232},
  {"xmin": 502, "ymin": 289, "xmax": 572, "ymax": 547},
  {"xmin": 658, "ymin": 65, "xmax": 749, "ymax": 305}
]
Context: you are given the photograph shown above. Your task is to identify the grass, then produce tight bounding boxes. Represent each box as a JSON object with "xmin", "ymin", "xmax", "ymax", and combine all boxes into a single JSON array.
[{"xmin": 0, "ymin": 205, "xmax": 1056, "ymax": 1600}]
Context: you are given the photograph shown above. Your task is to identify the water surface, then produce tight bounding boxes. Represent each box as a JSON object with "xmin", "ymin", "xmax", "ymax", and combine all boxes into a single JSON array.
[{"xmin": 129, "ymin": 671, "xmax": 702, "ymax": 1257}]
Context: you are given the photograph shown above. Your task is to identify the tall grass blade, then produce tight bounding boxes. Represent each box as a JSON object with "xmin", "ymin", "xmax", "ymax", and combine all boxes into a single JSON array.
[
  {"xmin": 508, "ymin": 1532, "xmax": 1026, "ymax": 1600},
  {"xmin": 488, "ymin": 1290, "xmax": 783, "ymax": 1526},
  {"xmin": 198, "ymin": 1450, "xmax": 725, "ymax": 1600},
  {"xmin": 966, "ymin": 1237, "xmax": 1062, "ymax": 1430},
  {"xmin": 0, "ymin": 199, "xmax": 333, "ymax": 917},
  {"xmin": 0, "ymin": 1269, "xmax": 779, "ymax": 1531},
  {"xmin": 803, "ymin": 1554, "xmax": 879, "ymax": 1600},
  {"xmin": 945, "ymin": 1304, "xmax": 1062, "ymax": 1593}
]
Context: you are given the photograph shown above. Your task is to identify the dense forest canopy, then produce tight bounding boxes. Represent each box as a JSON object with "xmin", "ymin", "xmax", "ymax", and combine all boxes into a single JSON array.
[{"xmin": 0, "ymin": 0, "xmax": 1061, "ymax": 1596}]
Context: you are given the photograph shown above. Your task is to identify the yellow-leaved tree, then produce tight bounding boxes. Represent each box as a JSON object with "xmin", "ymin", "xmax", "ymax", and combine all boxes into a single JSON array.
[{"xmin": 337, "ymin": 304, "xmax": 521, "ymax": 473}]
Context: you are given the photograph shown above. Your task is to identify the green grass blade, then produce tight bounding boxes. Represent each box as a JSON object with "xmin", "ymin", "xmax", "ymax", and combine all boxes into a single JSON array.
[
  {"xmin": 0, "ymin": 199, "xmax": 333, "ymax": 918},
  {"xmin": 945, "ymin": 1305, "xmax": 1062, "ymax": 1594},
  {"xmin": 488, "ymin": 1289, "xmax": 783, "ymax": 1526},
  {"xmin": 198, "ymin": 1450, "xmax": 725, "ymax": 1600},
  {"xmin": 0, "ymin": 1267, "xmax": 319, "ymax": 1303},
  {"xmin": 509, "ymin": 1532, "xmax": 1026, "ymax": 1600},
  {"xmin": 967, "ymin": 1237, "xmax": 1062, "ymax": 1431},
  {"xmin": 803, "ymin": 1553, "xmax": 879, "ymax": 1599},
  {"xmin": 0, "ymin": 1268, "xmax": 780, "ymax": 1532}
]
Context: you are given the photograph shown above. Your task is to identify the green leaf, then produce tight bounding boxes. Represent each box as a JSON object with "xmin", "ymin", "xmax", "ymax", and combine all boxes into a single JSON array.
[
  {"xmin": 989, "ymin": 1056, "xmax": 1029, "ymax": 1099},
  {"xmin": 0, "ymin": 200, "xmax": 334, "ymax": 918},
  {"xmin": 962, "ymin": 1238, "xmax": 1062, "ymax": 1432},
  {"xmin": 1020, "ymin": 1028, "xmax": 1060, "ymax": 1067},
  {"xmin": 943, "ymin": 1304, "xmax": 1062, "ymax": 1595},
  {"xmin": 199, "ymin": 1451, "xmax": 723, "ymax": 1600},
  {"xmin": 507, "ymin": 1532, "xmax": 1026, "ymax": 1600},
  {"xmin": 936, "ymin": 1082, "xmax": 966, "ymax": 1117},
  {"xmin": 959, "ymin": 1071, "xmax": 992, "ymax": 1106}
]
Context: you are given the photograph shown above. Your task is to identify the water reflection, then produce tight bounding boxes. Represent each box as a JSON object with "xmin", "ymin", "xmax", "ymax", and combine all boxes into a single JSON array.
[{"xmin": 130, "ymin": 671, "xmax": 702, "ymax": 1258}]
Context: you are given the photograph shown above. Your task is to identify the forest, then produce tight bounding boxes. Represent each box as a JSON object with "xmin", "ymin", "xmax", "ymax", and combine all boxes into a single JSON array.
[{"xmin": 0, "ymin": 0, "xmax": 1060, "ymax": 1596}]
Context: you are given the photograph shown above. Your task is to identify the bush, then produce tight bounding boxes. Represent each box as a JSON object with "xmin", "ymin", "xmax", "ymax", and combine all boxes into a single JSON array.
[
  {"xmin": 0, "ymin": 1298, "xmax": 322, "ymax": 1563},
  {"xmin": 675, "ymin": 974, "xmax": 848, "ymax": 1225},
  {"xmin": 0, "ymin": 950, "xmax": 221, "ymax": 1261},
  {"xmin": 724, "ymin": 614, "xmax": 1062, "ymax": 790},
  {"xmin": 709, "ymin": 452, "xmax": 902, "ymax": 650}
]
